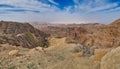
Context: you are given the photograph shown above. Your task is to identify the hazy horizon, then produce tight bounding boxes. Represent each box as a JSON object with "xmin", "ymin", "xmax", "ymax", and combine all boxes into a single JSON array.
[{"xmin": 0, "ymin": 0, "xmax": 120, "ymax": 24}]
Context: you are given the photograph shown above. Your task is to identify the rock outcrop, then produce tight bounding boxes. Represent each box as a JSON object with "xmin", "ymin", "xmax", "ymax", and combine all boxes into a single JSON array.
[
  {"xmin": 0, "ymin": 21, "xmax": 49, "ymax": 48},
  {"xmin": 101, "ymin": 47, "xmax": 120, "ymax": 69},
  {"xmin": 33, "ymin": 19, "xmax": 120, "ymax": 48},
  {"xmin": 8, "ymin": 50, "xmax": 19, "ymax": 56},
  {"xmin": 93, "ymin": 49, "xmax": 111, "ymax": 61}
]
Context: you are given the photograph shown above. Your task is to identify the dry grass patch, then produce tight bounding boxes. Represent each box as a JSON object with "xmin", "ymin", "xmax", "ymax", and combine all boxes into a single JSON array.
[
  {"xmin": 94, "ymin": 48, "xmax": 111, "ymax": 61},
  {"xmin": 49, "ymin": 37, "xmax": 67, "ymax": 46},
  {"xmin": 72, "ymin": 52, "xmax": 83, "ymax": 58}
]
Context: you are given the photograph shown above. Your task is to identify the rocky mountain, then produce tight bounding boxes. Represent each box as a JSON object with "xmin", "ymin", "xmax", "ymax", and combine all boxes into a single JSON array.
[
  {"xmin": 32, "ymin": 19, "xmax": 120, "ymax": 48},
  {"xmin": 0, "ymin": 21, "xmax": 49, "ymax": 48},
  {"xmin": 0, "ymin": 19, "xmax": 120, "ymax": 69}
]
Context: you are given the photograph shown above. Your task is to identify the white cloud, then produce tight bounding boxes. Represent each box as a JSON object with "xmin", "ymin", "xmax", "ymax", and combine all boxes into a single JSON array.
[
  {"xmin": 73, "ymin": 0, "xmax": 118, "ymax": 13},
  {"xmin": 0, "ymin": 0, "xmax": 119, "ymax": 24},
  {"xmin": 0, "ymin": 0, "xmax": 59, "ymax": 12},
  {"xmin": 48, "ymin": 0, "xmax": 59, "ymax": 5},
  {"xmin": 88, "ymin": 3, "xmax": 118, "ymax": 12},
  {"xmin": 106, "ymin": 7, "xmax": 120, "ymax": 12}
]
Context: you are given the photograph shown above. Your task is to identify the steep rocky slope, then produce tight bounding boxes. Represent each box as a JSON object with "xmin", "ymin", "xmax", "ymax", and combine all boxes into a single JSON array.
[{"xmin": 0, "ymin": 21, "xmax": 49, "ymax": 48}]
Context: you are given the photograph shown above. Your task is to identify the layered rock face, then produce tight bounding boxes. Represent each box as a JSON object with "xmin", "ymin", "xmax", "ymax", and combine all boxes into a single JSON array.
[
  {"xmin": 66, "ymin": 20, "xmax": 120, "ymax": 48},
  {"xmin": 33, "ymin": 19, "xmax": 120, "ymax": 48},
  {"xmin": 0, "ymin": 21, "xmax": 49, "ymax": 48}
]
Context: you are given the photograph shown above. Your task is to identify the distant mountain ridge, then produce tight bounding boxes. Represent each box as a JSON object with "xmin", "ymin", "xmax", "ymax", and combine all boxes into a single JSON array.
[
  {"xmin": 32, "ymin": 18, "xmax": 120, "ymax": 48},
  {"xmin": 0, "ymin": 18, "xmax": 120, "ymax": 49}
]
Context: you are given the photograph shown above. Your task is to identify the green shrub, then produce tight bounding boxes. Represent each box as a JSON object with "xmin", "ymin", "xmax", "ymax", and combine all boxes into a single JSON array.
[{"xmin": 27, "ymin": 63, "xmax": 37, "ymax": 69}]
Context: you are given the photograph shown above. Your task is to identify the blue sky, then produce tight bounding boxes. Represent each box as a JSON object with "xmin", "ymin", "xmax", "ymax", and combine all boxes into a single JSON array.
[{"xmin": 0, "ymin": 0, "xmax": 120, "ymax": 24}]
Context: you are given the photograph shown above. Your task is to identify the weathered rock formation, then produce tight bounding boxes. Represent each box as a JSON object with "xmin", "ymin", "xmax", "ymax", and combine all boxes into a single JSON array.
[
  {"xmin": 93, "ymin": 49, "xmax": 111, "ymax": 61},
  {"xmin": 101, "ymin": 46, "xmax": 120, "ymax": 69},
  {"xmin": 33, "ymin": 19, "xmax": 120, "ymax": 48},
  {"xmin": 0, "ymin": 21, "xmax": 49, "ymax": 48}
]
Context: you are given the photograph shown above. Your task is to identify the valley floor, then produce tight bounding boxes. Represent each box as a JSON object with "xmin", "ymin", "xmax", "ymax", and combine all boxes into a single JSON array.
[{"xmin": 0, "ymin": 43, "xmax": 100, "ymax": 69}]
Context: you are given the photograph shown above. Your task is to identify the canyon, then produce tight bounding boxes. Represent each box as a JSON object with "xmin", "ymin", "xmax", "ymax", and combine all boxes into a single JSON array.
[{"xmin": 0, "ymin": 19, "xmax": 120, "ymax": 69}]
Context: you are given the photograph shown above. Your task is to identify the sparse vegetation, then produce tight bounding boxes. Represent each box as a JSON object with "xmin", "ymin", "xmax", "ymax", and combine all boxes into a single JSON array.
[
  {"xmin": 65, "ymin": 38, "xmax": 77, "ymax": 44},
  {"xmin": 7, "ymin": 66, "xmax": 17, "ymax": 69},
  {"xmin": 27, "ymin": 63, "xmax": 37, "ymax": 69},
  {"xmin": 54, "ymin": 53, "xmax": 65, "ymax": 61},
  {"xmin": 25, "ymin": 32, "xmax": 40, "ymax": 47},
  {"xmin": 41, "ymin": 38, "xmax": 49, "ymax": 48},
  {"xmin": 54, "ymin": 36, "xmax": 63, "ymax": 39},
  {"xmin": 0, "ymin": 19, "xmax": 120, "ymax": 69},
  {"xmin": 0, "ymin": 35, "xmax": 12, "ymax": 43},
  {"xmin": 16, "ymin": 32, "xmax": 49, "ymax": 48}
]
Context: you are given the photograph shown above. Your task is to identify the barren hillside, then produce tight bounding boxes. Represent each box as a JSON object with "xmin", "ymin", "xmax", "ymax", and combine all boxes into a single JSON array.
[
  {"xmin": 0, "ymin": 21, "xmax": 49, "ymax": 48},
  {"xmin": 0, "ymin": 19, "xmax": 120, "ymax": 69},
  {"xmin": 33, "ymin": 19, "xmax": 120, "ymax": 48}
]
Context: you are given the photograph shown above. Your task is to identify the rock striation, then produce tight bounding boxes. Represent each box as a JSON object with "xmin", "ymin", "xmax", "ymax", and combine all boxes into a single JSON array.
[
  {"xmin": 33, "ymin": 19, "xmax": 120, "ymax": 48},
  {"xmin": 0, "ymin": 21, "xmax": 49, "ymax": 48}
]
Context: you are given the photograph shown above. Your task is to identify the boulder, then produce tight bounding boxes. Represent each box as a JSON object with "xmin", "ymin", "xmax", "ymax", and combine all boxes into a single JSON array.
[
  {"xmin": 8, "ymin": 50, "xmax": 19, "ymax": 56},
  {"xmin": 72, "ymin": 52, "xmax": 83, "ymax": 58},
  {"xmin": 35, "ymin": 47, "xmax": 43, "ymax": 51}
]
